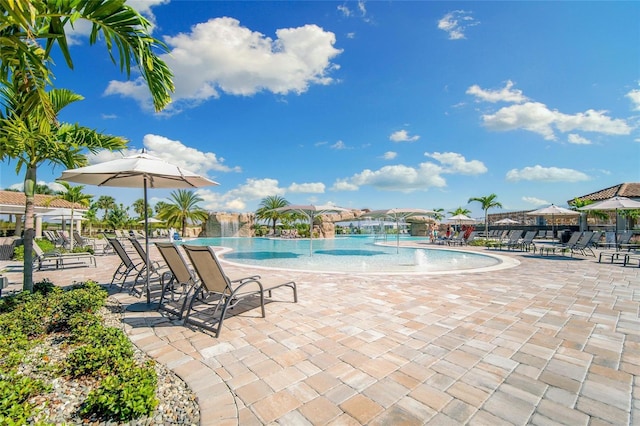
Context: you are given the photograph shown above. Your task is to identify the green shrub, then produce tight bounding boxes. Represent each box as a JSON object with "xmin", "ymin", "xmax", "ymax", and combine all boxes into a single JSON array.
[
  {"xmin": 64, "ymin": 326, "xmax": 133, "ymax": 377},
  {"xmin": 81, "ymin": 361, "xmax": 158, "ymax": 421},
  {"xmin": 48, "ymin": 281, "xmax": 106, "ymax": 331},
  {"xmin": 0, "ymin": 373, "xmax": 50, "ymax": 424}
]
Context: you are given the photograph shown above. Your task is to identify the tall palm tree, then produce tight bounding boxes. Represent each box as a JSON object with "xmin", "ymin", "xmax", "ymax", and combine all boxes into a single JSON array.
[
  {"xmin": 133, "ymin": 198, "xmax": 152, "ymax": 219},
  {"xmin": 0, "ymin": 86, "xmax": 127, "ymax": 291},
  {"xmin": 255, "ymin": 195, "xmax": 289, "ymax": 235},
  {"xmin": 0, "ymin": 0, "xmax": 175, "ymax": 292},
  {"xmin": 449, "ymin": 207, "xmax": 472, "ymax": 217},
  {"xmin": 95, "ymin": 195, "xmax": 117, "ymax": 220},
  {"xmin": 157, "ymin": 190, "xmax": 209, "ymax": 237},
  {"xmin": 468, "ymin": 193, "xmax": 503, "ymax": 238}
]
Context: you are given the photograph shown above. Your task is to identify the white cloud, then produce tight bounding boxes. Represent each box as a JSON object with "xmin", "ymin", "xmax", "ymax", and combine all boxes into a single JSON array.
[
  {"xmin": 522, "ymin": 196, "xmax": 549, "ymax": 206},
  {"xmin": 9, "ymin": 181, "xmax": 66, "ymax": 192},
  {"xmin": 466, "ymin": 80, "xmax": 528, "ymax": 103},
  {"xmin": 382, "ymin": 151, "xmax": 397, "ymax": 160},
  {"xmin": 425, "ymin": 152, "xmax": 487, "ymax": 175},
  {"xmin": 338, "ymin": 1, "xmax": 368, "ymax": 20},
  {"xmin": 505, "ymin": 165, "xmax": 589, "ymax": 182},
  {"xmin": 288, "ymin": 182, "xmax": 325, "ymax": 193},
  {"xmin": 196, "ymin": 177, "xmax": 287, "ymax": 211},
  {"xmin": 86, "ymin": 134, "xmax": 241, "ymax": 178},
  {"xmin": 332, "ymin": 162, "xmax": 446, "ymax": 192},
  {"xmin": 331, "ymin": 140, "xmax": 349, "ymax": 150},
  {"xmin": 567, "ymin": 133, "xmax": 591, "ymax": 145},
  {"xmin": 437, "ymin": 10, "xmax": 478, "ymax": 40},
  {"xmin": 482, "ymin": 102, "xmax": 631, "ymax": 140},
  {"xmin": 389, "ymin": 130, "xmax": 419, "ymax": 142},
  {"xmin": 106, "ymin": 18, "xmax": 342, "ymax": 112},
  {"xmin": 626, "ymin": 89, "xmax": 640, "ymax": 111}
]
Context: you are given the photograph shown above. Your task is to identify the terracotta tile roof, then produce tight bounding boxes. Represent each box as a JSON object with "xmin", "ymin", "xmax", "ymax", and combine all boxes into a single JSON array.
[
  {"xmin": 0, "ymin": 190, "xmax": 86, "ymax": 209},
  {"xmin": 568, "ymin": 182, "xmax": 640, "ymax": 204}
]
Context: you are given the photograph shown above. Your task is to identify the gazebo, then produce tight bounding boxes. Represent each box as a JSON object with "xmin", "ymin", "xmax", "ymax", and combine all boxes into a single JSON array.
[{"xmin": 0, "ymin": 190, "xmax": 88, "ymax": 238}]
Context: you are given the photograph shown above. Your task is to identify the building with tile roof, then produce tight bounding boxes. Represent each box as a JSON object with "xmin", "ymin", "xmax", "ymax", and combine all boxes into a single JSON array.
[
  {"xmin": 567, "ymin": 182, "xmax": 640, "ymax": 204},
  {"xmin": 0, "ymin": 190, "xmax": 88, "ymax": 237}
]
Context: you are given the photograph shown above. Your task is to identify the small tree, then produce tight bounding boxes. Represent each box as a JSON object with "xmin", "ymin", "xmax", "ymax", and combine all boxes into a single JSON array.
[
  {"xmin": 255, "ymin": 195, "xmax": 289, "ymax": 235},
  {"xmin": 468, "ymin": 194, "xmax": 502, "ymax": 238},
  {"xmin": 156, "ymin": 190, "xmax": 209, "ymax": 237}
]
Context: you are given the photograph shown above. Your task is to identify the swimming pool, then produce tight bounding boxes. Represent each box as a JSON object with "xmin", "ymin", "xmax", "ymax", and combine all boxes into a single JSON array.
[{"xmin": 180, "ymin": 236, "xmax": 513, "ymax": 274}]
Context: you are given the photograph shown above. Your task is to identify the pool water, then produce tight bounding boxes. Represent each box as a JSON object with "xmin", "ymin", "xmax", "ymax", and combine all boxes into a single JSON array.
[{"xmin": 180, "ymin": 236, "xmax": 503, "ymax": 274}]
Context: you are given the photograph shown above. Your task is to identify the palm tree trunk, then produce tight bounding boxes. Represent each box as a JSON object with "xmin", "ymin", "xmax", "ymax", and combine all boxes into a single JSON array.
[{"xmin": 23, "ymin": 165, "xmax": 36, "ymax": 292}]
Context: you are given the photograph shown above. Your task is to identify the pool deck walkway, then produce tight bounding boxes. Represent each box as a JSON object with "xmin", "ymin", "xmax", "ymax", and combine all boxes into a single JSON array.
[{"xmin": 2, "ymin": 240, "xmax": 639, "ymax": 425}]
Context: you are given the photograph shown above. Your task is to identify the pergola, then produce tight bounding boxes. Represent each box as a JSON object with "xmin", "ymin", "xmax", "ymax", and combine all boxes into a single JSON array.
[{"xmin": 0, "ymin": 190, "xmax": 88, "ymax": 238}]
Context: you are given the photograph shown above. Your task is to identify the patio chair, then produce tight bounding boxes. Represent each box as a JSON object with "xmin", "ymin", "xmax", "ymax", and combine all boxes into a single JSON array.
[
  {"xmin": 492, "ymin": 230, "xmax": 524, "ymax": 250},
  {"xmin": 0, "ymin": 236, "xmax": 19, "ymax": 260},
  {"xmin": 56, "ymin": 230, "xmax": 72, "ymax": 249},
  {"xmin": 107, "ymin": 238, "xmax": 144, "ymax": 291},
  {"xmin": 128, "ymin": 237, "xmax": 166, "ymax": 297},
  {"xmin": 569, "ymin": 231, "xmax": 597, "ymax": 257},
  {"xmin": 32, "ymin": 242, "xmax": 96, "ymax": 270},
  {"xmin": 536, "ymin": 231, "xmax": 583, "ymax": 256},
  {"xmin": 154, "ymin": 242, "xmax": 200, "ymax": 319},
  {"xmin": 181, "ymin": 244, "xmax": 298, "ymax": 338},
  {"xmin": 507, "ymin": 230, "xmax": 537, "ymax": 251},
  {"xmin": 73, "ymin": 231, "xmax": 97, "ymax": 251}
]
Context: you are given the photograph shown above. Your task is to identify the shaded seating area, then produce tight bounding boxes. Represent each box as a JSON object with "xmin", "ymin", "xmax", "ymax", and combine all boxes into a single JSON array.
[
  {"xmin": 181, "ymin": 244, "xmax": 297, "ymax": 338},
  {"xmin": 32, "ymin": 242, "xmax": 96, "ymax": 270}
]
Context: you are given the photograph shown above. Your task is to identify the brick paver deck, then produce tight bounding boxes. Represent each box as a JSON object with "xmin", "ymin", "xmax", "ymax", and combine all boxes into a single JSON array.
[{"xmin": 2, "ymin": 239, "xmax": 638, "ymax": 425}]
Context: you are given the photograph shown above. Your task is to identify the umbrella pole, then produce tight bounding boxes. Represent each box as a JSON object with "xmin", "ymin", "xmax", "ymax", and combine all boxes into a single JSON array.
[{"xmin": 144, "ymin": 178, "xmax": 151, "ymax": 304}]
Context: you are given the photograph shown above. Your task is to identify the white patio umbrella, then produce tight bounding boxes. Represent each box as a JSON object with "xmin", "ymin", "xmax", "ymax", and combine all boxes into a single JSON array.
[
  {"xmin": 59, "ymin": 152, "xmax": 219, "ymax": 304},
  {"xmin": 138, "ymin": 217, "xmax": 164, "ymax": 224},
  {"xmin": 446, "ymin": 213, "xmax": 475, "ymax": 235},
  {"xmin": 494, "ymin": 218, "xmax": 520, "ymax": 225},
  {"xmin": 361, "ymin": 208, "xmax": 436, "ymax": 252},
  {"xmin": 271, "ymin": 204, "xmax": 352, "ymax": 255},
  {"xmin": 578, "ymin": 196, "xmax": 640, "ymax": 231},
  {"xmin": 526, "ymin": 204, "xmax": 579, "ymax": 236}
]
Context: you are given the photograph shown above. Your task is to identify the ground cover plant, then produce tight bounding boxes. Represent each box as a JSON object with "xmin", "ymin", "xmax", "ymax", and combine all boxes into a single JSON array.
[{"xmin": 0, "ymin": 280, "xmax": 158, "ymax": 424}]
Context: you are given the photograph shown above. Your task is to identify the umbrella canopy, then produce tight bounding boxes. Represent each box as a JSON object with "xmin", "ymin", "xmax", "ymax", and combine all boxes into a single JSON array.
[
  {"xmin": 361, "ymin": 208, "xmax": 436, "ymax": 252},
  {"xmin": 59, "ymin": 152, "xmax": 219, "ymax": 304},
  {"xmin": 494, "ymin": 218, "xmax": 520, "ymax": 225},
  {"xmin": 271, "ymin": 204, "xmax": 351, "ymax": 255},
  {"xmin": 526, "ymin": 204, "xmax": 579, "ymax": 235},
  {"xmin": 139, "ymin": 217, "xmax": 164, "ymax": 224},
  {"xmin": 578, "ymin": 196, "xmax": 640, "ymax": 231},
  {"xmin": 447, "ymin": 213, "xmax": 475, "ymax": 223}
]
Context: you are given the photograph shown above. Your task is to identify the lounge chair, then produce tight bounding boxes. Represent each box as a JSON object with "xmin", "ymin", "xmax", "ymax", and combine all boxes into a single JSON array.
[
  {"xmin": 491, "ymin": 230, "xmax": 524, "ymax": 250},
  {"xmin": 73, "ymin": 231, "xmax": 98, "ymax": 251},
  {"xmin": 107, "ymin": 238, "xmax": 144, "ymax": 291},
  {"xmin": 0, "ymin": 236, "xmax": 19, "ymax": 261},
  {"xmin": 507, "ymin": 230, "xmax": 537, "ymax": 251},
  {"xmin": 536, "ymin": 231, "xmax": 583, "ymax": 256},
  {"xmin": 569, "ymin": 231, "xmax": 597, "ymax": 257},
  {"xmin": 128, "ymin": 237, "xmax": 166, "ymax": 297},
  {"xmin": 181, "ymin": 244, "xmax": 298, "ymax": 337},
  {"xmin": 154, "ymin": 242, "xmax": 201, "ymax": 319},
  {"xmin": 32, "ymin": 242, "xmax": 96, "ymax": 270}
]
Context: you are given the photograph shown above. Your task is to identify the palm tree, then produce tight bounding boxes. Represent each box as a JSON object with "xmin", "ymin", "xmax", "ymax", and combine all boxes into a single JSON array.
[
  {"xmin": 0, "ymin": 0, "xmax": 175, "ymax": 292},
  {"xmin": 133, "ymin": 198, "xmax": 152, "ymax": 219},
  {"xmin": 432, "ymin": 208, "xmax": 445, "ymax": 222},
  {"xmin": 48, "ymin": 181, "xmax": 93, "ymax": 248},
  {"xmin": 0, "ymin": 0, "xmax": 174, "ymax": 117},
  {"xmin": 255, "ymin": 195, "xmax": 290, "ymax": 235},
  {"xmin": 449, "ymin": 207, "xmax": 472, "ymax": 217},
  {"xmin": 95, "ymin": 195, "xmax": 117, "ymax": 220},
  {"xmin": 156, "ymin": 190, "xmax": 209, "ymax": 237},
  {"xmin": 105, "ymin": 203, "xmax": 130, "ymax": 231},
  {"xmin": 0, "ymin": 87, "xmax": 126, "ymax": 291},
  {"xmin": 468, "ymin": 194, "xmax": 503, "ymax": 238}
]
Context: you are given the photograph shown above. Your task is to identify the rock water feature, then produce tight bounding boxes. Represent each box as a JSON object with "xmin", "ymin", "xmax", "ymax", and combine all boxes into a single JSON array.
[{"xmin": 201, "ymin": 212, "xmax": 254, "ymax": 237}]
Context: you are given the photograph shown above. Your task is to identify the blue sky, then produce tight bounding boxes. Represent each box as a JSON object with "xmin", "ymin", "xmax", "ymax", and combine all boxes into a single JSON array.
[{"xmin": 2, "ymin": 1, "xmax": 639, "ymax": 219}]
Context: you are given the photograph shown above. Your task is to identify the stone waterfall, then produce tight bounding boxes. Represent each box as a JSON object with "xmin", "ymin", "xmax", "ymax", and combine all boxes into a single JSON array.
[{"xmin": 200, "ymin": 212, "xmax": 254, "ymax": 237}]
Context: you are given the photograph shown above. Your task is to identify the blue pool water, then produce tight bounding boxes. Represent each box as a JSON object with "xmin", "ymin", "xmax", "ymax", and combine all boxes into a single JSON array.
[{"xmin": 180, "ymin": 236, "xmax": 503, "ymax": 274}]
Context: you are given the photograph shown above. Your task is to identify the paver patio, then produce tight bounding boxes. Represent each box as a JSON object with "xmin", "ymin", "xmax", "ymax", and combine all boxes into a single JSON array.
[{"xmin": 2, "ymin": 240, "xmax": 638, "ymax": 425}]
